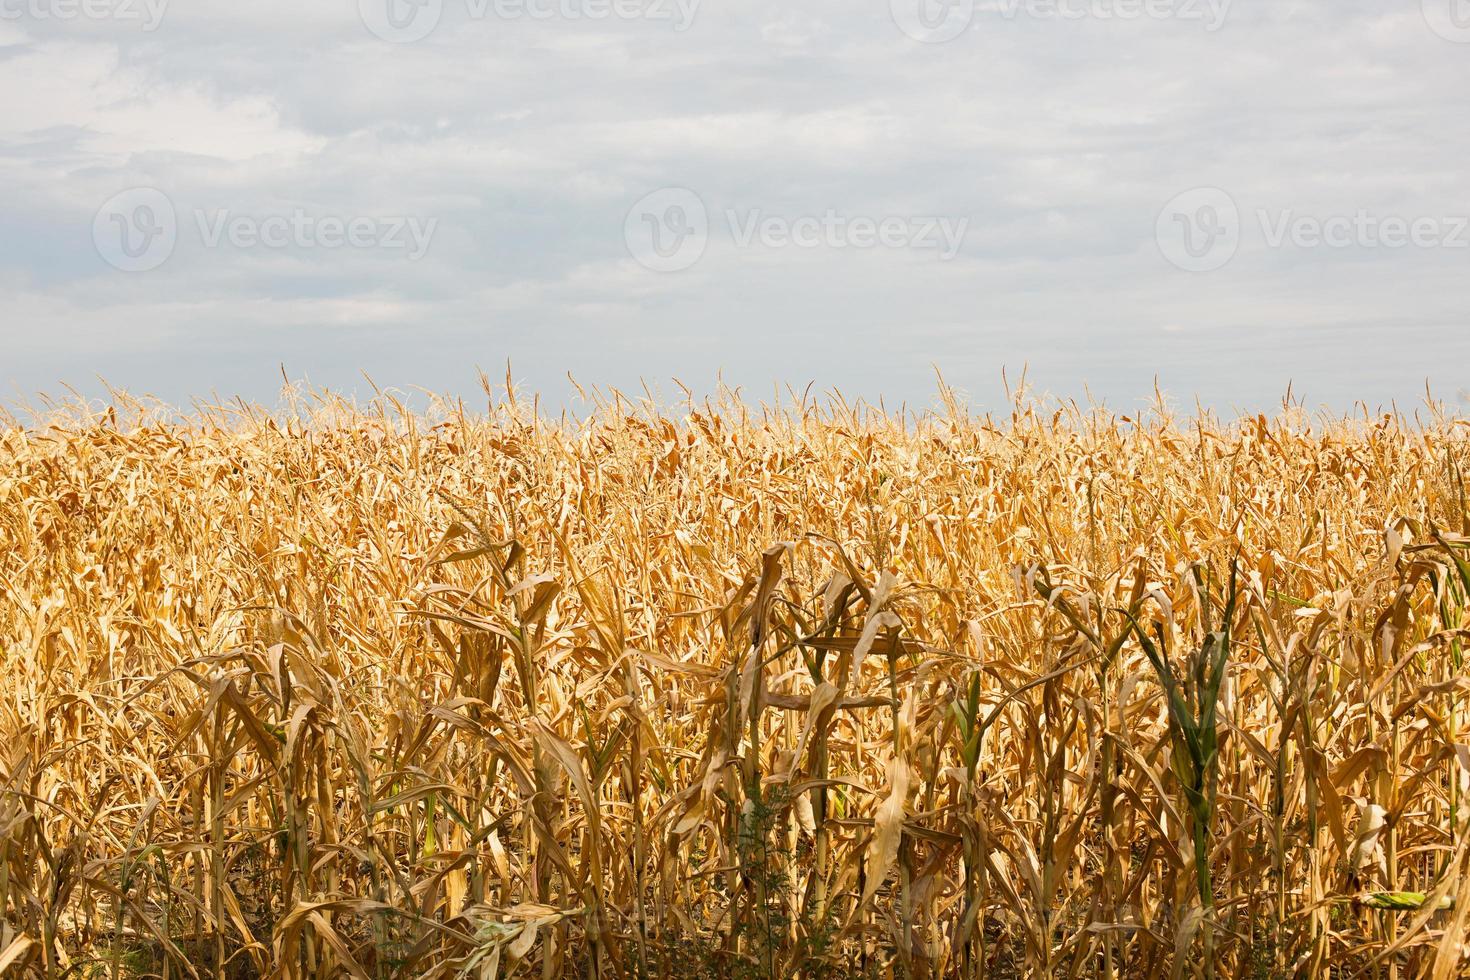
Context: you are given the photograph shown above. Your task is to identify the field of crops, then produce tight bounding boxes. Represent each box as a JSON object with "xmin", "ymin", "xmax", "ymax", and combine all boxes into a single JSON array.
[{"xmin": 3, "ymin": 383, "xmax": 1470, "ymax": 978}]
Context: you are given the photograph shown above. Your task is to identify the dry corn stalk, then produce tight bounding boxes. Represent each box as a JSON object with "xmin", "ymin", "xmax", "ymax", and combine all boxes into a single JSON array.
[{"xmin": 0, "ymin": 384, "xmax": 1466, "ymax": 977}]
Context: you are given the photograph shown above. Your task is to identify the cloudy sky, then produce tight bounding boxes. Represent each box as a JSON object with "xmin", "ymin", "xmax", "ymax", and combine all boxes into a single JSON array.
[{"xmin": 2, "ymin": 0, "xmax": 1468, "ymax": 414}]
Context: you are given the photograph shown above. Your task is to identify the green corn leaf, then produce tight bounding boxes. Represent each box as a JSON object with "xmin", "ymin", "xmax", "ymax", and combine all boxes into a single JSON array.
[{"xmin": 1357, "ymin": 891, "xmax": 1452, "ymax": 912}]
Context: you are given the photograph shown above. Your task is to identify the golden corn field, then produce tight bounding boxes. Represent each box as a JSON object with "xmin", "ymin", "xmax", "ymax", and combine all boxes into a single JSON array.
[{"xmin": 6, "ymin": 381, "xmax": 1470, "ymax": 978}]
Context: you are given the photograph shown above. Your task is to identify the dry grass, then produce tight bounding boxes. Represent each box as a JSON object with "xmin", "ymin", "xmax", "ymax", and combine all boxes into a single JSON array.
[{"xmin": 3, "ymin": 379, "xmax": 1470, "ymax": 978}]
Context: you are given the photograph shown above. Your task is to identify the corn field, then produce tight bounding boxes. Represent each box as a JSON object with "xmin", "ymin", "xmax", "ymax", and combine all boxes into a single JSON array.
[{"xmin": 5, "ymin": 381, "xmax": 1470, "ymax": 978}]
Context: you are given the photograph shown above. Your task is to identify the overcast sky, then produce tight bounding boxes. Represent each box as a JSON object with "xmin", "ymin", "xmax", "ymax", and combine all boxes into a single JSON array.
[{"xmin": 2, "ymin": 0, "xmax": 1468, "ymax": 415}]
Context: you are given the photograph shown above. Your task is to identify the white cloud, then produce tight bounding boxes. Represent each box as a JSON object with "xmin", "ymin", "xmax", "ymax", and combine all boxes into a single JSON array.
[
  {"xmin": 0, "ymin": 0, "xmax": 1467, "ymax": 410},
  {"xmin": 0, "ymin": 40, "xmax": 323, "ymax": 165}
]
